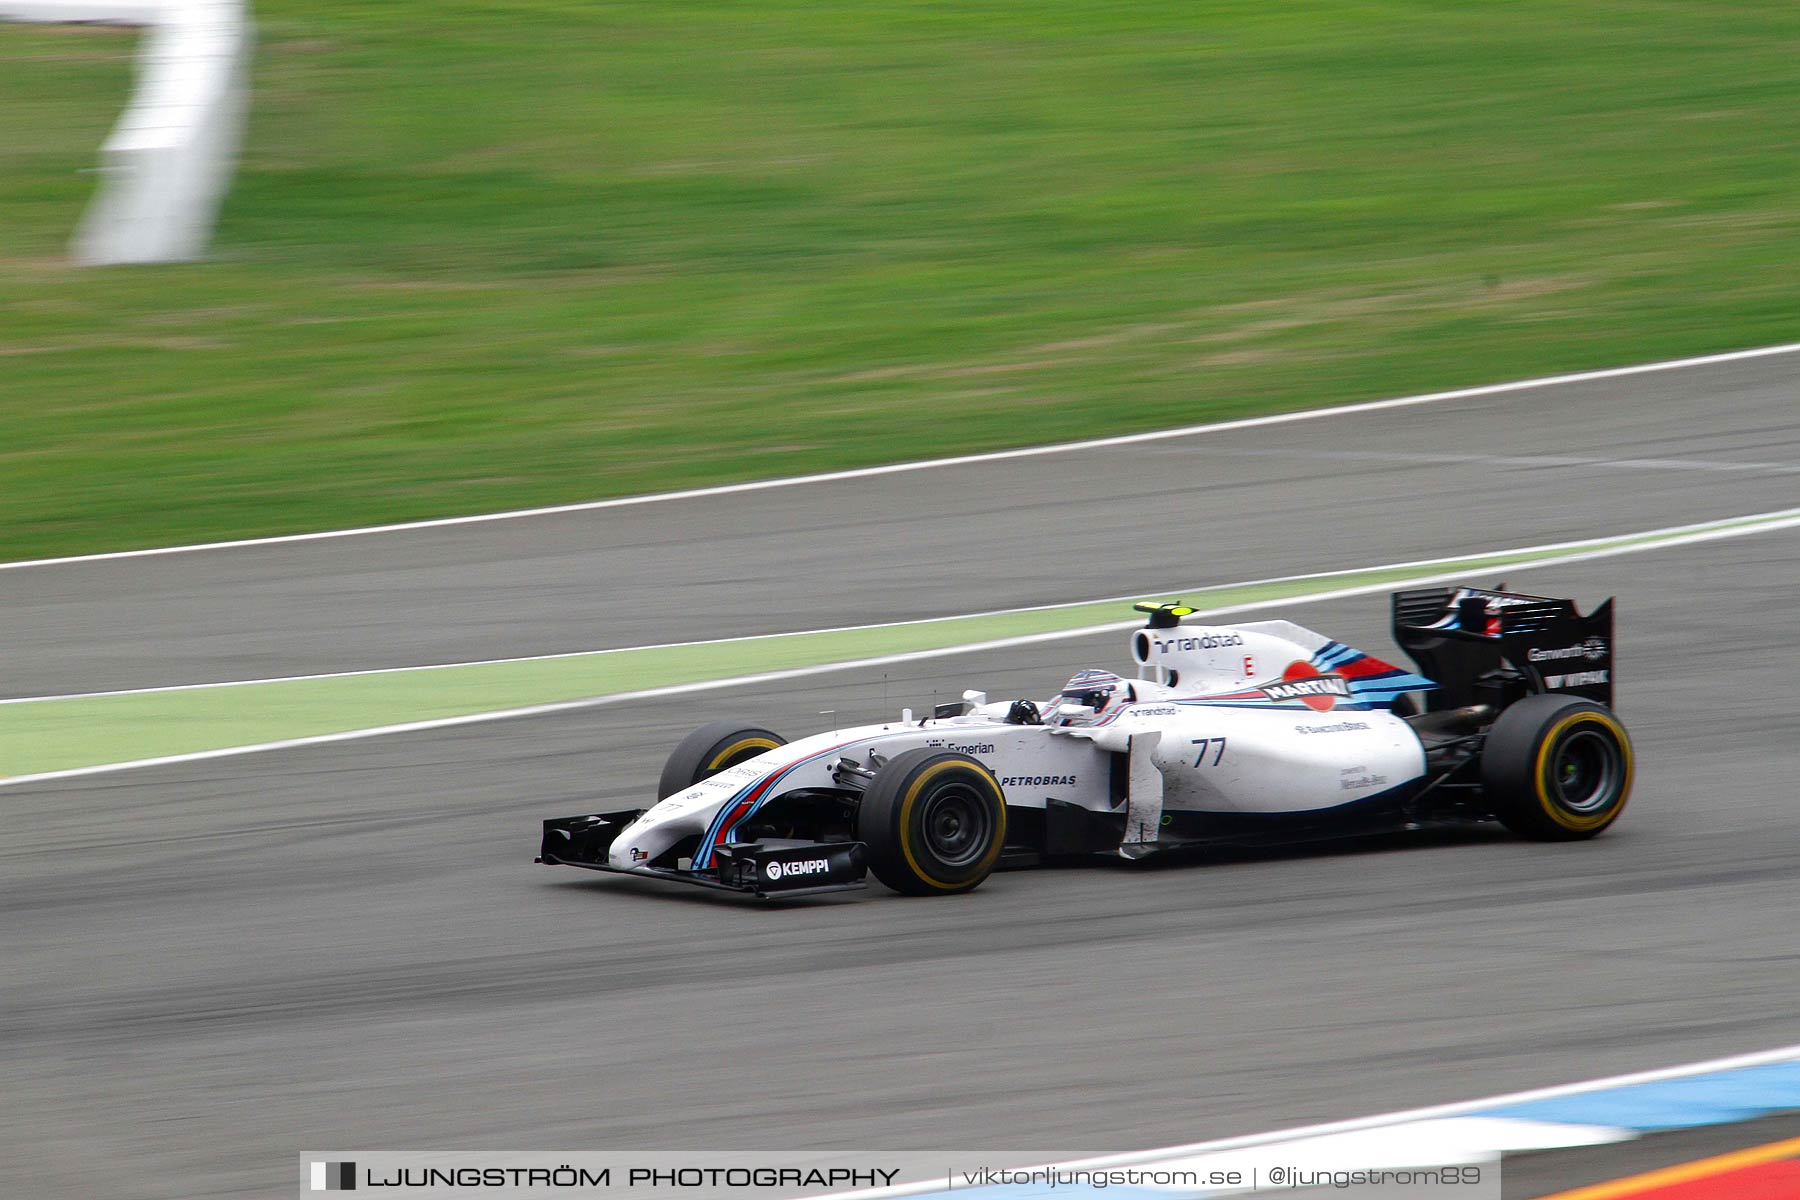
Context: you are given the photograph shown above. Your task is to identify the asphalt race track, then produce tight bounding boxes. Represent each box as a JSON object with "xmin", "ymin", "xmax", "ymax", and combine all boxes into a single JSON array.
[
  {"xmin": 5, "ymin": 352, "xmax": 1799, "ymax": 697},
  {"xmin": 4, "ymin": 354, "xmax": 1799, "ymax": 1199}
]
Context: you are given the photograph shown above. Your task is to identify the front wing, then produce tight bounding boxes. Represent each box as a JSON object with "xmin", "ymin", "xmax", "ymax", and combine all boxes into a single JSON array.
[{"xmin": 537, "ymin": 812, "xmax": 868, "ymax": 897}]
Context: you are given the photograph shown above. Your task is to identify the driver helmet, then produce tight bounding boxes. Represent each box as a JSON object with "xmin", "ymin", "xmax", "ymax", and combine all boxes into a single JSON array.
[{"xmin": 1046, "ymin": 669, "xmax": 1131, "ymax": 725}]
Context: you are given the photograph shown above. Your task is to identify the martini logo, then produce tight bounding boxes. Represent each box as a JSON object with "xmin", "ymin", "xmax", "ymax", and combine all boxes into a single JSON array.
[
  {"xmin": 1261, "ymin": 662, "xmax": 1352, "ymax": 712},
  {"xmin": 309, "ymin": 1162, "xmax": 356, "ymax": 1191}
]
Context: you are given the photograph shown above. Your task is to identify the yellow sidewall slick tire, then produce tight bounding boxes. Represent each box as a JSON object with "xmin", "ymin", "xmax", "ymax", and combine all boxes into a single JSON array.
[
  {"xmin": 1481, "ymin": 696, "xmax": 1633, "ymax": 841},
  {"xmin": 858, "ymin": 749, "xmax": 1007, "ymax": 896},
  {"xmin": 657, "ymin": 720, "xmax": 786, "ymax": 801}
]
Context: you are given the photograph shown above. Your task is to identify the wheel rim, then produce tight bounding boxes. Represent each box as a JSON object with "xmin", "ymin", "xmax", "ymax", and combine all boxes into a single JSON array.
[
  {"xmin": 1551, "ymin": 728, "xmax": 1622, "ymax": 813},
  {"xmin": 921, "ymin": 782, "xmax": 992, "ymax": 867}
]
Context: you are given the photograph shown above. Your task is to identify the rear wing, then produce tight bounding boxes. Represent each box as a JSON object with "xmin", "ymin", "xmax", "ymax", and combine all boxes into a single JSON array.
[{"xmin": 1392, "ymin": 585, "xmax": 1614, "ymax": 712}]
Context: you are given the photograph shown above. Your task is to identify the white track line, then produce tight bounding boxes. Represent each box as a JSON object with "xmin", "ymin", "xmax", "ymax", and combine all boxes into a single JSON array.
[
  {"xmin": 8, "ymin": 505, "xmax": 1797, "ymax": 705},
  {"xmin": 821, "ymin": 1043, "xmax": 1800, "ymax": 1200},
  {"xmin": 1212, "ymin": 446, "xmax": 1800, "ymax": 475},
  {"xmin": 7, "ymin": 504, "xmax": 1798, "ymax": 788},
  {"xmin": 5, "ymin": 341, "xmax": 1798, "ymax": 572}
]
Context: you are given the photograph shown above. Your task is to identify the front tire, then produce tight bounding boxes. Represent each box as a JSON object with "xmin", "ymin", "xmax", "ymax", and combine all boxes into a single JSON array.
[
  {"xmin": 856, "ymin": 749, "xmax": 1007, "ymax": 895},
  {"xmin": 658, "ymin": 720, "xmax": 786, "ymax": 800},
  {"xmin": 1481, "ymin": 696, "xmax": 1633, "ymax": 840}
]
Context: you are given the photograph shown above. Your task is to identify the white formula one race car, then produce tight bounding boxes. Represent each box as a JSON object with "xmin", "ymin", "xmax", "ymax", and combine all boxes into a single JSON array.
[{"xmin": 538, "ymin": 585, "xmax": 1632, "ymax": 897}]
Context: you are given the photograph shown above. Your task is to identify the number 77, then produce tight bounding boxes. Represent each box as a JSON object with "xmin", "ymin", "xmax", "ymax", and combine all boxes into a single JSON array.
[{"xmin": 1191, "ymin": 737, "xmax": 1227, "ymax": 767}]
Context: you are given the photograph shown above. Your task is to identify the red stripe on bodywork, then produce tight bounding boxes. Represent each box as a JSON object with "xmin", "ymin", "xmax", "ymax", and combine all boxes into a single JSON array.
[
  {"xmin": 1333, "ymin": 654, "xmax": 1409, "ymax": 679},
  {"xmin": 695, "ymin": 737, "xmax": 865, "ymax": 867}
]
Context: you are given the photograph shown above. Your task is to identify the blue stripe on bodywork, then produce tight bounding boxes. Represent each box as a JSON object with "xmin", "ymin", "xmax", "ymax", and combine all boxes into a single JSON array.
[
  {"xmin": 1314, "ymin": 640, "xmax": 1356, "ymax": 668},
  {"xmin": 693, "ymin": 742, "xmax": 856, "ymax": 868},
  {"xmin": 1175, "ymin": 698, "xmax": 1381, "ymax": 712}
]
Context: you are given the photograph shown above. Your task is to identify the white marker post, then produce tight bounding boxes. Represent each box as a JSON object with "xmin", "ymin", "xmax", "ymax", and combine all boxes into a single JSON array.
[{"xmin": 1, "ymin": 0, "xmax": 252, "ymax": 264}]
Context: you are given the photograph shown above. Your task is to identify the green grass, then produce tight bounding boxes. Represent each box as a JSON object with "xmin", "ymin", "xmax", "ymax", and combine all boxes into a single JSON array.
[
  {"xmin": 10, "ymin": 507, "xmax": 1796, "ymax": 778},
  {"xmin": 3, "ymin": 2, "xmax": 1798, "ymax": 560}
]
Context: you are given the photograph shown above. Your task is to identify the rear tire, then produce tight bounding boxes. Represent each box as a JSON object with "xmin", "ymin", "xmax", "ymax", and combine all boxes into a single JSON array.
[
  {"xmin": 857, "ymin": 749, "xmax": 1007, "ymax": 895},
  {"xmin": 1481, "ymin": 696, "xmax": 1632, "ymax": 840},
  {"xmin": 658, "ymin": 720, "xmax": 786, "ymax": 800}
]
